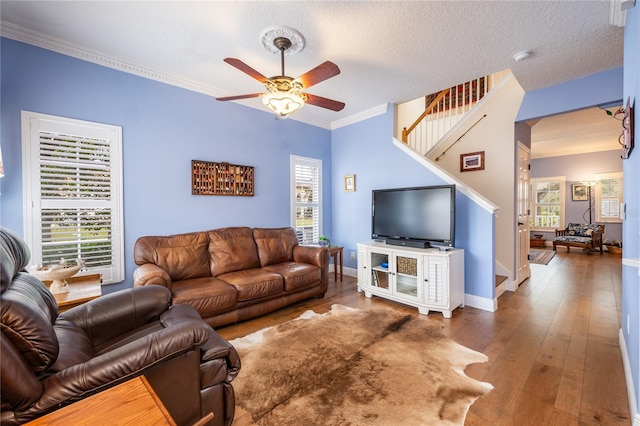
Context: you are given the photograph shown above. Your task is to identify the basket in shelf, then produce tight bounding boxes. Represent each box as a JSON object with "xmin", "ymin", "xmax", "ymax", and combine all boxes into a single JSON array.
[{"xmin": 396, "ymin": 257, "xmax": 417, "ymax": 276}]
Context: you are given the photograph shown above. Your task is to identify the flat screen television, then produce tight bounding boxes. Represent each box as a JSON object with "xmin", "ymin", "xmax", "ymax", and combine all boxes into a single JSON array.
[{"xmin": 371, "ymin": 185, "xmax": 455, "ymax": 248}]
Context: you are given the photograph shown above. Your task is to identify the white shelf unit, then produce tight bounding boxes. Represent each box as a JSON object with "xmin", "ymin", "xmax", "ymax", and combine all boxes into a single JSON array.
[{"xmin": 357, "ymin": 241, "xmax": 465, "ymax": 318}]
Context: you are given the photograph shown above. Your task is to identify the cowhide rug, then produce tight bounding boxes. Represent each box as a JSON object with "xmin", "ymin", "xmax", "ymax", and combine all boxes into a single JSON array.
[{"xmin": 230, "ymin": 304, "xmax": 493, "ymax": 425}]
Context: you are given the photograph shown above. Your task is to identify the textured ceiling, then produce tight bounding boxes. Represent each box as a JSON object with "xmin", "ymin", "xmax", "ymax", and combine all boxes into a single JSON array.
[{"xmin": 0, "ymin": 1, "xmax": 625, "ymax": 154}]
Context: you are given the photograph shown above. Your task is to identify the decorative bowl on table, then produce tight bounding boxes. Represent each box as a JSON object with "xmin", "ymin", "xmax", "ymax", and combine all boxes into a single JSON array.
[
  {"xmin": 533, "ymin": 234, "xmax": 544, "ymax": 239},
  {"xmin": 31, "ymin": 259, "xmax": 85, "ymax": 294}
]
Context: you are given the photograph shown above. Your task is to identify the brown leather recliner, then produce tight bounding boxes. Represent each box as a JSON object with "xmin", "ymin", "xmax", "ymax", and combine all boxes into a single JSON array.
[{"xmin": 0, "ymin": 228, "xmax": 241, "ymax": 425}]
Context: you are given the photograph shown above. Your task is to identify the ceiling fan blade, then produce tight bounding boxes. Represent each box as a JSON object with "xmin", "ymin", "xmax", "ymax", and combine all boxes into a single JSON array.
[
  {"xmin": 216, "ymin": 93, "xmax": 262, "ymax": 101},
  {"xmin": 223, "ymin": 58, "xmax": 268, "ymax": 83},
  {"xmin": 296, "ymin": 61, "xmax": 341, "ymax": 88},
  {"xmin": 304, "ymin": 94, "xmax": 345, "ymax": 111}
]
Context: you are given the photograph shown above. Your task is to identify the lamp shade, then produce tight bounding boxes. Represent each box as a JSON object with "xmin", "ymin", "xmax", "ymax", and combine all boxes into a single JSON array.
[{"xmin": 262, "ymin": 92, "xmax": 305, "ymax": 117}]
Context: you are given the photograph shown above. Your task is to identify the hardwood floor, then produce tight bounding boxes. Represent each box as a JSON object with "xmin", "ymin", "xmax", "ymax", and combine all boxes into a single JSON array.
[{"xmin": 216, "ymin": 249, "xmax": 630, "ymax": 425}]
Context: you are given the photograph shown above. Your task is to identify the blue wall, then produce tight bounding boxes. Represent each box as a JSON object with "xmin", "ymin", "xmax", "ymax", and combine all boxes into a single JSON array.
[
  {"xmin": 517, "ymin": 67, "xmax": 624, "ymax": 121},
  {"xmin": 0, "ymin": 38, "xmax": 333, "ymax": 292},
  {"xmin": 330, "ymin": 108, "xmax": 495, "ymax": 301},
  {"xmin": 531, "ymin": 150, "xmax": 623, "ymax": 242},
  {"xmin": 621, "ymin": 4, "xmax": 640, "ymax": 414}
]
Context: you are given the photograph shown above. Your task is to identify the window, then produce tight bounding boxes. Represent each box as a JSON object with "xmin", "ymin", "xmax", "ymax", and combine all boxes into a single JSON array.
[
  {"xmin": 595, "ymin": 172, "xmax": 623, "ymax": 223},
  {"xmin": 21, "ymin": 111, "xmax": 124, "ymax": 284},
  {"xmin": 290, "ymin": 155, "xmax": 322, "ymax": 245},
  {"xmin": 530, "ymin": 177, "xmax": 565, "ymax": 231}
]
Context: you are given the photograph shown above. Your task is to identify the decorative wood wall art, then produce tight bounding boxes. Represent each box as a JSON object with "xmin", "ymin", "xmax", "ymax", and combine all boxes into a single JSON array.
[
  {"xmin": 192, "ymin": 160, "xmax": 254, "ymax": 196},
  {"xmin": 620, "ymin": 97, "xmax": 634, "ymax": 159},
  {"xmin": 460, "ymin": 151, "xmax": 484, "ymax": 172}
]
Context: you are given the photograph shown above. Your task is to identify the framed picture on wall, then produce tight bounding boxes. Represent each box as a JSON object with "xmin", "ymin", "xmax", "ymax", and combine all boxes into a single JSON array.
[
  {"xmin": 344, "ymin": 174, "xmax": 356, "ymax": 192},
  {"xmin": 460, "ymin": 151, "xmax": 484, "ymax": 172},
  {"xmin": 571, "ymin": 184, "xmax": 588, "ymax": 201}
]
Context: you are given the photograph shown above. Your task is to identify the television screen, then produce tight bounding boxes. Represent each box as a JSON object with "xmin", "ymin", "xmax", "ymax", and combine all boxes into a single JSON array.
[{"xmin": 372, "ymin": 185, "xmax": 455, "ymax": 247}]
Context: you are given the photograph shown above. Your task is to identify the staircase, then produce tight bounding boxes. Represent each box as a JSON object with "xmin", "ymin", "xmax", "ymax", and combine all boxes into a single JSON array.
[{"xmin": 401, "ymin": 71, "xmax": 509, "ymax": 155}]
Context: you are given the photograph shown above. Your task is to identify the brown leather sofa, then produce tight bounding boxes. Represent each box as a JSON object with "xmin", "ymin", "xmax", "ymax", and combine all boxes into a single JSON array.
[
  {"xmin": 133, "ymin": 227, "xmax": 329, "ymax": 328},
  {"xmin": 0, "ymin": 227, "xmax": 240, "ymax": 426}
]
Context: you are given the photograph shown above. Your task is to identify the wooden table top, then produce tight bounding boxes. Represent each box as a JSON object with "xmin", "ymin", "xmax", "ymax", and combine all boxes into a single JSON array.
[{"xmin": 26, "ymin": 376, "xmax": 176, "ymax": 426}]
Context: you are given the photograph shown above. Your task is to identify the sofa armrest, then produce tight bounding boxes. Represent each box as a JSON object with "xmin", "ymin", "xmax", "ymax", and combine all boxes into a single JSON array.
[
  {"xmin": 555, "ymin": 228, "xmax": 568, "ymax": 237},
  {"xmin": 33, "ymin": 321, "xmax": 210, "ymax": 415},
  {"xmin": 294, "ymin": 245, "xmax": 329, "ymax": 294},
  {"xmin": 133, "ymin": 263, "xmax": 171, "ymax": 289},
  {"xmin": 592, "ymin": 229, "xmax": 604, "ymax": 246},
  {"xmin": 293, "ymin": 245, "xmax": 328, "ymax": 268},
  {"xmin": 60, "ymin": 286, "xmax": 172, "ymax": 347}
]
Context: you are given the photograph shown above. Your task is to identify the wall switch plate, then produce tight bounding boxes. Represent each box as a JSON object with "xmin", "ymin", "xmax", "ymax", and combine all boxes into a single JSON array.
[{"xmin": 350, "ymin": 251, "xmax": 355, "ymax": 260}]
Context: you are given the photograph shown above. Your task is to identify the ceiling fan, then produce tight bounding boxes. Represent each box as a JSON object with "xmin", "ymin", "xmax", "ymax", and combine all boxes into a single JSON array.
[{"xmin": 216, "ymin": 36, "xmax": 345, "ymax": 118}]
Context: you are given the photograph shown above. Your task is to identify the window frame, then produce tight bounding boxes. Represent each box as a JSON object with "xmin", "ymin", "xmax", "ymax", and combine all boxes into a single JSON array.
[
  {"xmin": 21, "ymin": 111, "xmax": 124, "ymax": 285},
  {"xmin": 530, "ymin": 176, "xmax": 566, "ymax": 231},
  {"xmin": 290, "ymin": 155, "xmax": 322, "ymax": 245},
  {"xmin": 595, "ymin": 171, "xmax": 623, "ymax": 223}
]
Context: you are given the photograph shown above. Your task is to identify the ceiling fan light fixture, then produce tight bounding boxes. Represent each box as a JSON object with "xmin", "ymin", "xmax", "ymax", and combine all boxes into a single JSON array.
[{"xmin": 261, "ymin": 91, "xmax": 306, "ymax": 118}]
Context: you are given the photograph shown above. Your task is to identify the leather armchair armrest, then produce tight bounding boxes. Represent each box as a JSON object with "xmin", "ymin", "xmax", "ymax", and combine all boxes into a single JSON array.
[
  {"xmin": 60, "ymin": 286, "xmax": 172, "ymax": 348},
  {"xmin": 133, "ymin": 263, "xmax": 171, "ymax": 289},
  {"xmin": 200, "ymin": 330, "xmax": 241, "ymax": 382},
  {"xmin": 31, "ymin": 321, "xmax": 210, "ymax": 416}
]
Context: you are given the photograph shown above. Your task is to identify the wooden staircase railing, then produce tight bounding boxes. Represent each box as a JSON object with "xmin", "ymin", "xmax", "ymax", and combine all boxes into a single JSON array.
[
  {"xmin": 402, "ymin": 88, "xmax": 450, "ymax": 143},
  {"xmin": 401, "ymin": 72, "xmax": 507, "ymax": 154}
]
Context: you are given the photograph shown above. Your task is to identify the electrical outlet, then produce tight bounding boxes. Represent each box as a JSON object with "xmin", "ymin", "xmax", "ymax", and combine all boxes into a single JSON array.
[{"xmin": 350, "ymin": 251, "xmax": 355, "ymax": 260}]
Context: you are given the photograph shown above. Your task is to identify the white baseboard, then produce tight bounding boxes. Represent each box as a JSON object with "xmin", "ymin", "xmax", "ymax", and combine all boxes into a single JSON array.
[
  {"xmin": 619, "ymin": 328, "xmax": 640, "ymax": 425},
  {"xmin": 464, "ymin": 293, "xmax": 497, "ymax": 312},
  {"xmin": 329, "ymin": 265, "xmax": 357, "ymax": 278}
]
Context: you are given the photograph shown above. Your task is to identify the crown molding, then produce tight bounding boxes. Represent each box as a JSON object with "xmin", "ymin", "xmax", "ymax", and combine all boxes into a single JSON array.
[
  {"xmin": 330, "ymin": 104, "xmax": 388, "ymax": 130},
  {"xmin": 1, "ymin": 21, "xmax": 227, "ymax": 99},
  {"xmin": 1, "ymin": 21, "xmax": 377, "ymax": 131}
]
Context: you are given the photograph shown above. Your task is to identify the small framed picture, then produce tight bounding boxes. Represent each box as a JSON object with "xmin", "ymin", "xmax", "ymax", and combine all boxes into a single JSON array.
[
  {"xmin": 344, "ymin": 174, "xmax": 356, "ymax": 192},
  {"xmin": 571, "ymin": 184, "xmax": 588, "ymax": 201},
  {"xmin": 460, "ymin": 151, "xmax": 485, "ymax": 172}
]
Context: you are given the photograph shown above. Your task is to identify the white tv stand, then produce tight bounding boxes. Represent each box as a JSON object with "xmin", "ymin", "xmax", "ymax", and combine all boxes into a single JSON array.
[{"xmin": 356, "ymin": 241, "xmax": 464, "ymax": 318}]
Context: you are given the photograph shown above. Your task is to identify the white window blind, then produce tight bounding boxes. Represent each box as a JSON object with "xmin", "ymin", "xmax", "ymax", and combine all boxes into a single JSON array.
[
  {"xmin": 290, "ymin": 155, "xmax": 322, "ymax": 245},
  {"xmin": 22, "ymin": 111, "xmax": 124, "ymax": 284},
  {"xmin": 595, "ymin": 172, "xmax": 623, "ymax": 223},
  {"xmin": 530, "ymin": 177, "xmax": 565, "ymax": 231}
]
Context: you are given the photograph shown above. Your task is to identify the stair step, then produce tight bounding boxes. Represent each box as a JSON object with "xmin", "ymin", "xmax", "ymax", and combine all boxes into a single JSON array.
[{"xmin": 495, "ymin": 275, "xmax": 508, "ymax": 287}]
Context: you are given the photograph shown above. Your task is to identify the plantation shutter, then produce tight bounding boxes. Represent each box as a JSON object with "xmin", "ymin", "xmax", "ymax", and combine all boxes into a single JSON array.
[
  {"xmin": 595, "ymin": 172, "xmax": 623, "ymax": 222},
  {"xmin": 290, "ymin": 155, "xmax": 322, "ymax": 245},
  {"xmin": 22, "ymin": 111, "xmax": 124, "ymax": 284}
]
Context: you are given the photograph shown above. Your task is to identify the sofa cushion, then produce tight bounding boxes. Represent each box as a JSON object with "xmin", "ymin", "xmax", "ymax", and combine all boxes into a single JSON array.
[
  {"xmin": 566, "ymin": 223, "xmax": 602, "ymax": 237},
  {"xmin": 134, "ymin": 232, "xmax": 211, "ymax": 281},
  {"xmin": 218, "ymin": 269, "xmax": 283, "ymax": 302},
  {"xmin": 253, "ymin": 227, "xmax": 299, "ymax": 267},
  {"xmin": 171, "ymin": 277, "xmax": 238, "ymax": 318},
  {"xmin": 262, "ymin": 262, "xmax": 321, "ymax": 292},
  {"xmin": 207, "ymin": 227, "xmax": 260, "ymax": 276},
  {"xmin": 554, "ymin": 236, "xmax": 593, "ymax": 244}
]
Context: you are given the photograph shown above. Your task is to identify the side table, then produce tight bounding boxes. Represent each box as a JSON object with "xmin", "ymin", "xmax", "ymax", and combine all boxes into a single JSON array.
[
  {"xmin": 25, "ymin": 376, "xmax": 177, "ymax": 426},
  {"xmin": 44, "ymin": 273, "xmax": 103, "ymax": 312},
  {"xmin": 328, "ymin": 246, "xmax": 343, "ymax": 282},
  {"xmin": 530, "ymin": 238, "xmax": 546, "ymax": 248}
]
